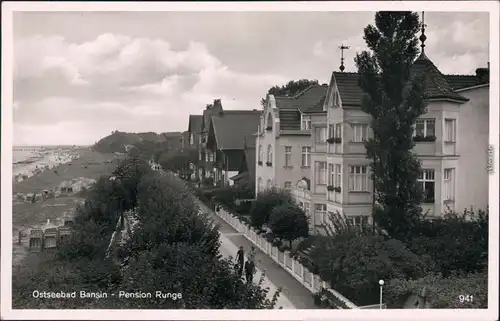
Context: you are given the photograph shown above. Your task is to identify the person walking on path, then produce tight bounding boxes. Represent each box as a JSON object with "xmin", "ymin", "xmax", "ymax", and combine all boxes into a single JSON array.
[
  {"xmin": 244, "ymin": 260, "xmax": 256, "ymax": 284},
  {"xmin": 235, "ymin": 246, "xmax": 245, "ymax": 277}
]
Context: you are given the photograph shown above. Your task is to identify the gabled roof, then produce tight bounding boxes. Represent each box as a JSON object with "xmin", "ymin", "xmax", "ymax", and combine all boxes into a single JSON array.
[
  {"xmin": 210, "ymin": 110, "xmax": 261, "ymax": 150},
  {"xmin": 332, "ymin": 52, "xmax": 476, "ymax": 107},
  {"xmin": 202, "ymin": 100, "xmax": 223, "ymax": 133},
  {"xmin": 188, "ymin": 115, "xmax": 203, "ymax": 134},
  {"xmin": 272, "ymin": 84, "xmax": 328, "ymax": 130}
]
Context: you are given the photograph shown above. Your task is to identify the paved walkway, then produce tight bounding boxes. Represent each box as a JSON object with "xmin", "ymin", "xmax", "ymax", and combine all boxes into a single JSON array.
[{"xmin": 198, "ymin": 201, "xmax": 316, "ymax": 309}]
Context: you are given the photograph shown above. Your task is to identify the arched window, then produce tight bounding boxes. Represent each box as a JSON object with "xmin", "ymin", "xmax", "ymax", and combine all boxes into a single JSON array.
[
  {"xmin": 258, "ymin": 145, "xmax": 263, "ymax": 162},
  {"xmin": 266, "ymin": 113, "xmax": 273, "ymax": 130},
  {"xmin": 258, "ymin": 177, "xmax": 263, "ymax": 192},
  {"xmin": 267, "ymin": 179, "xmax": 272, "ymax": 189},
  {"xmin": 267, "ymin": 144, "xmax": 273, "ymax": 163}
]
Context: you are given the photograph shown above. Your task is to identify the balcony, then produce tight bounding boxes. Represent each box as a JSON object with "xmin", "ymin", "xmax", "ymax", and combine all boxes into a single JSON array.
[{"xmin": 327, "ymin": 186, "xmax": 342, "ymax": 204}]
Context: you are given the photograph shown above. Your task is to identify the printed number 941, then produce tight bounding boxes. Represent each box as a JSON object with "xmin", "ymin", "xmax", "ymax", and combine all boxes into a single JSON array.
[{"xmin": 459, "ymin": 295, "xmax": 473, "ymax": 303}]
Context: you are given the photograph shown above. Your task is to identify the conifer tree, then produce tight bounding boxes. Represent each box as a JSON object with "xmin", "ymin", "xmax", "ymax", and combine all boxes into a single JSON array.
[{"xmin": 354, "ymin": 12, "xmax": 427, "ymax": 241}]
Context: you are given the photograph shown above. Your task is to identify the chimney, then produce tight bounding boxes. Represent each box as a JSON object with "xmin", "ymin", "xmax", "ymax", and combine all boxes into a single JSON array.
[{"xmin": 475, "ymin": 67, "xmax": 489, "ymax": 84}]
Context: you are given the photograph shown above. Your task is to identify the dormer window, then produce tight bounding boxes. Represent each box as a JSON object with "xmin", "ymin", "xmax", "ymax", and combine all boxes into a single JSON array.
[
  {"xmin": 301, "ymin": 115, "xmax": 311, "ymax": 130},
  {"xmin": 266, "ymin": 113, "xmax": 273, "ymax": 131}
]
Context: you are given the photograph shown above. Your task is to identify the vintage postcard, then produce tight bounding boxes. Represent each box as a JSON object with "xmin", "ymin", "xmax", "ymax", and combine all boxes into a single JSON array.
[{"xmin": 1, "ymin": 1, "xmax": 498, "ymax": 320}]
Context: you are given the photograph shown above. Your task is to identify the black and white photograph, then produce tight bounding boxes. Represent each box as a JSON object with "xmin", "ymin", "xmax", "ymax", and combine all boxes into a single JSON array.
[{"xmin": 1, "ymin": 1, "xmax": 498, "ymax": 320}]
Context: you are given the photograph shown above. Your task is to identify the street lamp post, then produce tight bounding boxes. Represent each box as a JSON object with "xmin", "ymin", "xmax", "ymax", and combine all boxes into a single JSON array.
[{"xmin": 379, "ymin": 279, "xmax": 384, "ymax": 309}]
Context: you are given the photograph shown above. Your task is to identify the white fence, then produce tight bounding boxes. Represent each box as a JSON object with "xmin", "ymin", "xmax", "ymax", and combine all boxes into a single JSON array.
[{"xmin": 215, "ymin": 207, "xmax": 358, "ymax": 309}]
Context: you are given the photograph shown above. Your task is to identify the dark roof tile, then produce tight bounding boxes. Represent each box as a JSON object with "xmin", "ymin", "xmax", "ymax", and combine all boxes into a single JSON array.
[
  {"xmin": 188, "ymin": 115, "xmax": 203, "ymax": 134},
  {"xmin": 211, "ymin": 110, "xmax": 261, "ymax": 150},
  {"xmin": 332, "ymin": 53, "xmax": 473, "ymax": 107},
  {"xmin": 273, "ymin": 85, "xmax": 327, "ymax": 129}
]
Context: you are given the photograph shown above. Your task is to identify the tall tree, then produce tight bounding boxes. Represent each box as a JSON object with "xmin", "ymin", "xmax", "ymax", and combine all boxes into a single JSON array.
[
  {"xmin": 354, "ymin": 12, "xmax": 427, "ymax": 241},
  {"xmin": 260, "ymin": 79, "xmax": 319, "ymax": 106}
]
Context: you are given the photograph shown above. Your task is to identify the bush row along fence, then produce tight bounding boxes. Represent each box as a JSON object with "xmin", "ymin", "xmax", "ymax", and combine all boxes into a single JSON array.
[{"xmin": 215, "ymin": 206, "xmax": 358, "ymax": 309}]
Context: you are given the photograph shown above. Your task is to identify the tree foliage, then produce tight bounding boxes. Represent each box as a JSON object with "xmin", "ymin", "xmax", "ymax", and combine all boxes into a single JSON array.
[
  {"xmin": 268, "ymin": 202, "xmax": 309, "ymax": 248},
  {"xmin": 13, "ymin": 154, "xmax": 279, "ymax": 309},
  {"xmin": 408, "ymin": 208, "xmax": 488, "ymax": 276},
  {"xmin": 302, "ymin": 212, "xmax": 430, "ymax": 306},
  {"xmin": 355, "ymin": 12, "xmax": 427, "ymax": 241},
  {"xmin": 384, "ymin": 271, "xmax": 488, "ymax": 308},
  {"xmin": 250, "ymin": 187, "xmax": 293, "ymax": 229},
  {"xmin": 158, "ymin": 147, "xmax": 198, "ymax": 176},
  {"xmin": 260, "ymin": 79, "xmax": 320, "ymax": 106}
]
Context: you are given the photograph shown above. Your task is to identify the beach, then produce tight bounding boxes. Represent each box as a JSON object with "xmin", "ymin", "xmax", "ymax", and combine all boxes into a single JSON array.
[{"xmin": 12, "ymin": 147, "xmax": 119, "ymax": 270}]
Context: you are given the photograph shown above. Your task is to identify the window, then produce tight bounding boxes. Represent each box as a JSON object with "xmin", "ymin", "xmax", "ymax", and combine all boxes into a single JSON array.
[
  {"xmin": 315, "ymin": 162, "xmax": 327, "ymax": 185},
  {"xmin": 267, "ymin": 145, "xmax": 273, "ymax": 163},
  {"xmin": 328, "ymin": 124, "xmax": 335, "ymax": 138},
  {"xmin": 285, "ymin": 146, "xmax": 292, "ymax": 166},
  {"xmin": 335, "ymin": 124, "xmax": 342, "ymax": 138},
  {"xmin": 190, "ymin": 134, "xmax": 194, "ymax": 145},
  {"xmin": 328, "ymin": 164, "xmax": 335, "ymax": 185},
  {"xmin": 267, "ymin": 113, "xmax": 273, "ymax": 130},
  {"xmin": 301, "ymin": 147, "xmax": 311, "ymax": 167},
  {"xmin": 267, "ymin": 179, "xmax": 272, "ymax": 189},
  {"xmin": 302, "ymin": 116, "xmax": 311, "ymax": 130},
  {"xmin": 444, "ymin": 168, "xmax": 455, "ymax": 201},
  {"xmin": 418, "ymin": 169, "xmax": 435, "ymax": 203},
  {"xmin": 444, "ymin": 119, "xmax": 456, "ymax": 142},
  {"xmin": 284, "ymin": 181, "xmax": 292, "ymax": 190},
  {"xmin": 351, "ymin": 123, "xmax": 368, "ymax": 142},
  {"xmin": 335, "ymin": 164, "xmax": 342, "ymax": 187},
  {"xmin": 349, "ymin": 165, "xmax": 368, "ymax": 192},
  {"xmin": 257, "ymin": 177, "xmax": 263, "ymax": 191},
  {"xmin": 315, "ymin": 127, "xmax": 327, "ymax": 143},
  {"xmin": 415, "ymin": 119, "xmax": 435, "ymax": 137},
  {"xmin": 315, "ymin": 204, "xmax": 327, "ymax": 225},
  {"xmin": 258, "ymin": 145, "xmax": 263, "ymax": 162}
]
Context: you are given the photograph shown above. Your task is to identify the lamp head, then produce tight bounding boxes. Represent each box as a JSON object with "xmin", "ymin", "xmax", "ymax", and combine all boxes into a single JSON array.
[{"xmin": 379, "ymin": 279, "xmax": 384, "ymax": 286}]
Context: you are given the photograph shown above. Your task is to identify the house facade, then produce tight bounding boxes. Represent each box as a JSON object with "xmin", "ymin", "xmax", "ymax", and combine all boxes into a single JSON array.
[
  {"xmin": 292, "ymin": 52, "xmax": 490, "ymax": 234},
  {"xmin": 207, "ymin": 110, "xmax": 261, "ymax": 187},
  {"xmin": 197, "ymin": 99, "xmax": 224, "ymax": 183},
  {"xmin": 187, "ymin": 114, "xmax": 203, "ymax": 179},
  {"xmin": 230, "ymin": 134, "xmax": 257, "ymax": 192},
  {"xmin": 256, "ymin": 85, "xmax": 328, "ymax": 198}
]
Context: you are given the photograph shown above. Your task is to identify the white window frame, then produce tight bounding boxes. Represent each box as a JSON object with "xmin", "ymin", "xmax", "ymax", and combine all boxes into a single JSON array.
[
  {"xmin": 414, "ymin": 119, "xmax": 436, "ymax": 137},
  {"xmin": 349, "ymin": 165, "xmax": 368, "ymax": 192},
  {"xmin": 444, "ymin": 119, "xmax": 456, "ymax": 143},
  {"xmin": 257, "ymin": 177, "xmax": 263, "ymax": 191},
  {"xmin": 349, "ymin": 215, "xmax": 369, "ymax": 227},
  {"xmin": 258, "ymin": 145, "xmax": 263, "ymax": 162},
  {"xmin": 315, "ymin": 161, "xmax": 327, "ymax": 185},
  {"xmin": 266, "ymin": 179, "xmax": 272, "ymax": 189},
  {"xmin": 418, "ymin": 169, "xmax": 435, "ymax": 203},
  {"xmin": 285, "ymin": 146, "xmax": 292, "ymax": 166},
  {"xmin": 301, "ymin": 146, "xmax": 311, "ymax": 167},
  {"xmin": 284, "ymin": 181, "xmax": 292, "ymax": 190},
  {"xmin": 335, "ymin": 124, "xmax": 342, "ymax": 138},
  {"xmin": 315, "ymin": 127, "xmax": 327, "ymax": 143},
  {"xmin": 267, "ymin": 145, "xmax": 273, "ymax": 163},
  {"xmin": 328, "ymin": 164, "xmax": 334, "ymax": 186},
  {"xmin": 301, "ymin": 115, "xmax": 311, "ymax": 130},
  {"xmin": 314, "ymin": 204, "xmax": 327, "ymax": 225},
  {"xmin": 335, "ymin": 164, "xmax": 342, "ymax": 188},
  {"xmin": 351, "ymin": 123, "xmax": 368, "ymax": 143},
  {"xmin": 443, "ymin": 168, "xmax": 455, "ymax": 201}
]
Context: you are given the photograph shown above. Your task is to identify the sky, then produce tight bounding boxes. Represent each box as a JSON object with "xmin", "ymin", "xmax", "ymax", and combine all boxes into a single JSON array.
[{"xmin": 12, "ymin": 10, "xmax": 490, "ymax": 146}]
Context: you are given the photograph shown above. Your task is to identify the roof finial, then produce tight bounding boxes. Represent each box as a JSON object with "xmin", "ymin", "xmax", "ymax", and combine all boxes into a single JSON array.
[
  {"xmin": 419, "ymin": 11, "xmax": 427, "ymax": 52},
  {"xmin": 339, "ymin": 44, "xmax": 350, "ymax": 72}
]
